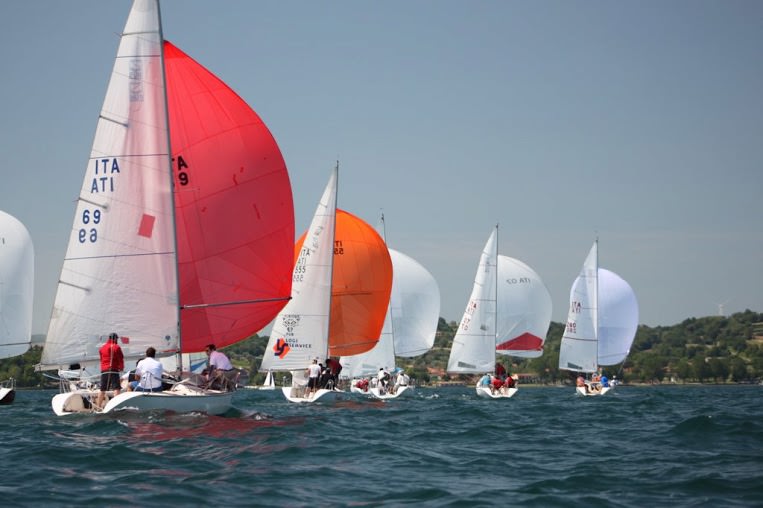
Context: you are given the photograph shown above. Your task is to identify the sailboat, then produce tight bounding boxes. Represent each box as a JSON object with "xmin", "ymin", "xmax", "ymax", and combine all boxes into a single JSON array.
[
  {"xmin": 0, "ymin": 211, "xmax": 34, "ymax": 405},
  {"xmin": 446, "ymin": 225, "xmax": 552, "ymax": 399},
  {"xmin": 37, "ymin": 0, "xmax": 295, "ymax": 416},
  {"xmin": 558, "ymin": 240, "xmax": 638, "ymax": 396},
  {"xmin": 342, "ymin": 217, "xmax": 441, "ymax": 400},
  {"xmin": 257, "ymin": 370, "xmax": 276, "ymax": 390},
  {"xmin": 260, "ymin": 166, "xmax": 393, "ymax": 403}
]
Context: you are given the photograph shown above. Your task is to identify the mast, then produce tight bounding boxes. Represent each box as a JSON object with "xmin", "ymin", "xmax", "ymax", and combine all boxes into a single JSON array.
[
  {"xmin": 155, "ymin": 0, "xmax": 183, "ymax": 371},
  {"xmin": 324, "ymin": 161, "xmax": 339, "ymax": 361},
  {"xmin": 379, "ymin": 211, "xmax": 398, "ymax": 364},
  {"xmin": 593, "ymin": 236, "xmax": 599, "ymax": 374},
  {"xmin": 492, "ymin": 222, "xmax": 499, "ymax": 369}
]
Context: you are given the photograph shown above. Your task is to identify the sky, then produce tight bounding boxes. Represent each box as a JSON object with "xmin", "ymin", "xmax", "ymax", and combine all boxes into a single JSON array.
[{"xmin": 1, "ymin": 0, "xmax": 761, "ymax": 335}]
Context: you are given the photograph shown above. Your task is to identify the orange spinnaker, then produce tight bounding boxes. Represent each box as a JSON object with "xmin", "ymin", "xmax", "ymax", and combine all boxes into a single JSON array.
[{"xmin": 295, "ymin": 209, "xmax": 392, "ymax": 357}]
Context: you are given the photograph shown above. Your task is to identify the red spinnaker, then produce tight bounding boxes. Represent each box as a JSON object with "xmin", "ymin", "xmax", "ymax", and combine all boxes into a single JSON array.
[{"xmin": 163, "ymin": 41, "xmax": 294, "ymax": 352}]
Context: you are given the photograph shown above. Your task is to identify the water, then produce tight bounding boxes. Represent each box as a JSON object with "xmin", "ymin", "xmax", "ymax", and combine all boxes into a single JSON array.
[{"xmin": 2, "ymin": 385, "xmax": 762, "ymax": 507}]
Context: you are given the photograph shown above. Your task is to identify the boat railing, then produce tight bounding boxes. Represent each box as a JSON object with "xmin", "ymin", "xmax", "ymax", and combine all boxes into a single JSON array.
[
  {"xmin": 57, "ymin": 369, "xmax": 99, "ymax": 393},
  {"xmin": 0, "ymin": 378, "xmax": 15, "ymax": 390}
]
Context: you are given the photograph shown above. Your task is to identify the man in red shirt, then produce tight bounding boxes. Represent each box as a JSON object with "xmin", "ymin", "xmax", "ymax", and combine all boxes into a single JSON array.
[
  {"xmin": 95, "ymin": 332, "xmax": 124, "ymax": 410},
  {"xmin": 491, "ymin": 375, "xmax": 503, "ymax": 394}
]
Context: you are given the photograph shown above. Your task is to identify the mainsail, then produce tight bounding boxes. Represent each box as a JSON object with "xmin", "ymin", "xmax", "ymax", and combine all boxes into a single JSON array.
[
  {"xmin": 41, "ymin": 2, "xmax": 176, "ymax": 369},
  {"xmin": 447, "ymin": 228, "xmax": 498, "ymax": 373},
  {"xmin": 261, "ymin": 168, "xmax": 337, "ymax": 371}
]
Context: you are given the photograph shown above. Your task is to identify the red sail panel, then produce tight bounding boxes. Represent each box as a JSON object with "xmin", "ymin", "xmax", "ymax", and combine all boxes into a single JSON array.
[
  {"xmin": 293, "ymin": 209, "xmax": 392, "ymax": 357},
  {"xmin": 496, "ymin": 333, "xmax": 544, "ymax": 352},
  {"xmin": 163, "ymin": 41, "xmax": 294, "ymax": 352}
]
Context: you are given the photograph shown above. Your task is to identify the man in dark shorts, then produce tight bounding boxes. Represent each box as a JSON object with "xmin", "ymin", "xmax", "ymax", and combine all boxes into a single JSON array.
[
  {"xmin": 95, "ymin": 332, "xmax": 124, "ymax": 409},
  {"xmin": 307, "ymin": 358, "xmax": 321, "ymax": 396}
]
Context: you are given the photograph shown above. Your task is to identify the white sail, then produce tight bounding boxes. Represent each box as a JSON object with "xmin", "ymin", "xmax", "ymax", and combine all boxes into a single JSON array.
[
  {"xmin": 40, "ymin": 0, "xmax": 178, "ymax": 370},
  {"xmin": 559, "ymin": 241, "xmax": 599, "ymax": 373},
  {"xmin": 495, "ymin": 255, "xmax": 552, "ymax": 359},
  {"xmin": 340, "ymin": 248, "xmax": 440, "ymax": 377},
  {"xmin": 390, "ymin": 249, "xmax": 440, "ymax": 358},
  {"xmin": 0, "ymin": 211, "xmax": 34, "ymax": 359},
  {"xmin": 559, "ymin": 240, "xmax": 638, "ymax": 376},
  {"xmin": 261, "ymin": 167, "xmax": 337, "ymax": 372},
  {"xmin": 447, "ymin": 228, "xmax": 498, "ymax": 373},
  {"xmin": 597, "ymin": 268, "xmax": 639, "ymax": 366},
  {"xmin": 341, "ymin": 317, "xmax": 394, "ymax": 379}
]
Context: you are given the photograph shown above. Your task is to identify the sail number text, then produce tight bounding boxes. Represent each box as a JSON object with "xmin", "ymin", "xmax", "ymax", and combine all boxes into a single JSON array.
[
  {"xmin": 174, "ymin": 155, "xmax": 190, "ymax": 186},
  {"xmin": 78, "ymin": 209, "xmax": 102, "ymax": 243},
  {"xmin": 293, "ymin": 247, "xmax": 309, "ymax": 283}
]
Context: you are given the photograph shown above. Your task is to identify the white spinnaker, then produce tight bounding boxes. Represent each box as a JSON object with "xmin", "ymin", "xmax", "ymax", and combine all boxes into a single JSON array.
[
  {"xmin": 340, "ymin": 318, "xmax": 394, "ymax": 379},
  {"xmin": 340, "ymin": 248, "xmax": 440, "ymax": 377},
  {"xmin": 597, "ymin": 268, "xmax": 638, "ymax": 366},
  {"xmin": 261, "ymin": 167, "xmax": 337, "ymax": 372},
  {"xmin": 41, "ymin": 0, "xmax": 178, "ymax": 370},
  {"xmin": 390, "ymin": 249, "xmax": 440, "ymax": 358},
  {"xmin": 495, "ymin": 255, "xmax": 552, "ymax": 359},
  {"xmin": 558, "ymin": 241, "xmax": 599, "ymax": 373},
  {"xmin": 0, "ymin": 210, "xmax": 34, "ymax": 359},
  {"xmin": 447, "ymin": 228, "xmax": 497, "ymax": 373}
]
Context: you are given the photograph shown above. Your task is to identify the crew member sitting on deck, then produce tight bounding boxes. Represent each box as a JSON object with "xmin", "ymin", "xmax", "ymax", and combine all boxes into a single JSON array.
[
  {"xmin": 491, "ymin": 375, "xmax": 503, "ymax": 394},
  {"xmin": 134, "ymin": 347, "xmax": 164, "ymax": 392},
  {"xmin": 205, "ymin": 344, "xmax": 236, "ymax": 390}
]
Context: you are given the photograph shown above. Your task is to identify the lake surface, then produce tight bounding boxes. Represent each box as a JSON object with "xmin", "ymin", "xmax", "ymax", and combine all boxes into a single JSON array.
[{"xmin": 2, "ymin": 385, "xmax": 762, "ymax": 507}]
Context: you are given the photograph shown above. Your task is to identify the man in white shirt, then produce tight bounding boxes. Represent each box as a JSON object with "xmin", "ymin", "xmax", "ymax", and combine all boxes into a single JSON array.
[
  {"xmin": 306, "ymin": 358, "xmax": 321, "ymax": 396},
  {"xmin": 134, "ymin": 347, "xmax": 164, "ymax": 392},
  {"xmin": 206, "ymin": 344, "xmax": 233, "ymax": 371},
  {"xmin": 206, "ymin": 344, "xmax": 237, "ymax": 390},
  {"xmin": 393, "ymin": 370, "xmax": 409, "ymax": 393}
]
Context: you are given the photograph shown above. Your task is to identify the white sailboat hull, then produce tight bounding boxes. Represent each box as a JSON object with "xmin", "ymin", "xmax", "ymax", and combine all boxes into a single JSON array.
[
  {"xmin": 368, "ymin": 385, "xmax": 414, "ymax": 400},
  {"xmin": 281, "ymin": 386, "xmax": 343, "ymax": 404},
  {"xmin": 475, "ymin": 384, "xmax": 518, "ymax": 399},
  {"xmin": 51, "ymin": 384, "xmax": 233, "ymax": 416},
  {"xmin": 576, "ymin": 385, "xmax": 613, "ymax": 397}
]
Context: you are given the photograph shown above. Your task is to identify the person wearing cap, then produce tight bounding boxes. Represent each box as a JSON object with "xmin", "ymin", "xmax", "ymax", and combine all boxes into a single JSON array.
[
  {"xmin": 96, "ymin": 332, "xmax": 124, "ymax": 409},
  {"xmin": 377, "ymin": 367, "xmax": 390, "ymax": 394}
]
